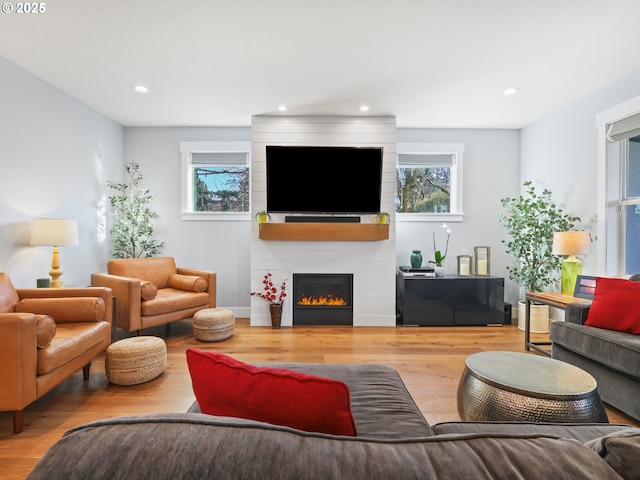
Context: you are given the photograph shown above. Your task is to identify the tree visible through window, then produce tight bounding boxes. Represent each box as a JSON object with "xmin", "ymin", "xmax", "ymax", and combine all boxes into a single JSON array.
[
  {"xmin": 193, "ymin": 166, "xmax": 249, "ymax": 212},
  {"xmin": 396, "ymin": 166, "xmax": 451, "ymax": 213}
]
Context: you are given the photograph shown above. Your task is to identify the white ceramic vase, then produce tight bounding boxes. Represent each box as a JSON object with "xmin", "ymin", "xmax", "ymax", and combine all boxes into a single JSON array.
[{"xmin": 517, "ymin": 301, "xmax": 550, "ymax": 333}]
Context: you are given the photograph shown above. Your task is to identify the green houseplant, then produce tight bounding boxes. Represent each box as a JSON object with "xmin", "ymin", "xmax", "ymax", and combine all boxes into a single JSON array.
[
  {"xmin": 499, "ymin": 181, "xmax": 581, "ymax": 331},
  {"xmin": 107, "ymin": 162, "xmax": 165, "ymax": 258}
]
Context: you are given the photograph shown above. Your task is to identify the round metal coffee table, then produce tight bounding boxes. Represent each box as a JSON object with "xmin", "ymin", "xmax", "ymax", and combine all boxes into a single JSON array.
[{"xmin": 457, "ymin": 351, "xmax": 608, "ymax": 423}]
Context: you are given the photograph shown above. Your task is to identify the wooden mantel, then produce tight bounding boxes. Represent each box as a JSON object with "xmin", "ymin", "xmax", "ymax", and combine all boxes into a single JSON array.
[{"xmin": 258, "ymin": 223, "xmax": 389, "ymax": 241}]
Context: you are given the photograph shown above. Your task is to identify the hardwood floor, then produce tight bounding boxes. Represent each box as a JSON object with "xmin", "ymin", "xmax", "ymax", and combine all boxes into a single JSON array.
[{"xmin": 1, "ymin": 319, "xmax": 637, "ymax": 479}]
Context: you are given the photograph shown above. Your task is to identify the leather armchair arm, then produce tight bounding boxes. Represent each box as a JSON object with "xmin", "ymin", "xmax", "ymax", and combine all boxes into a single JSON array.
[
  {"xmin": 565, "ymin": 303, "xmax": 591, "ymax": 325},
  {"xmin": 177, "ymin": 268, "xmax": 216, "ymax": 308},
  {"xmin": 0, "ymin": 313, "xmax": 38, "ymax": 411},
  {"xmin": 91, "ymin": 274, "xmax": 141, "ymax": 332}
]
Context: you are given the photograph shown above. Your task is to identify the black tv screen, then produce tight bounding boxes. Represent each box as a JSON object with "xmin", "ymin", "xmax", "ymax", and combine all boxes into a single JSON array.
[{"xmin": 266, "ymin": 146, "xmax": 383, "ymax": 214}]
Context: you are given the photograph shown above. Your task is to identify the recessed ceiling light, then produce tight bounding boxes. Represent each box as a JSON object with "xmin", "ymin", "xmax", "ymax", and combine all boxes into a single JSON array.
[
  {"xmin": 502, "ymin": 87, "xmax": 519, "ymax": 96},
  {"xmin": 278, "ymin": 105, "xmax": 287, "ymax": 112},
  {"xmin": 360, "ymin": 105, "xmax": 370, "ymax": 112},
  {"xmin": 133, "ymin": 84, "xmax": 149, "ymax": 94}
]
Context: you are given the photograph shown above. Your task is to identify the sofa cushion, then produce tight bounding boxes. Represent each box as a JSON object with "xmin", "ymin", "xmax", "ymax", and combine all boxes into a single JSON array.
[
  {"xmin": 0, "ymin": 272, "xmax": 20, "ymax": 313},
  {"xmin": 586, "ymin": 277, "xmax": 640, "ymax": 334},
  {"xmin": 433, "ymin": 421, "xmax": 639, "ymax": 443},
  {"xmin": 26, "ymin": 413, "xmax": 624, "ymax": 480},
  {"xmin": 140, "ymin": 281, "xmax": 158, "ymax": 301},
  {"xmin": 167, "ymin": 274, "xmax": 207, "ymax": 293},
  {"xmin": 37, "ymin": 322, "xmax": 110, "ymax": 375},
  {"xmin": 186, "ymin": 350, "xmax": 357, "ymax": 436},
  {"xmin": 16, "ymin": 297, "xmax": 106, "ymax": 323},
  {"xmin": 140, "ymin": 289, "xmax": 209, "ymax": 316},
  {"xmin": 35, "ymin": 314, "xmax": 56, "ymax": 349},
  {"xmin": 586, "ymin": 428, "xmax": 640, "ymax": 480},
  {"xmin": 549, "ymin": 321, "xmax": 640, "ymax": 379}
]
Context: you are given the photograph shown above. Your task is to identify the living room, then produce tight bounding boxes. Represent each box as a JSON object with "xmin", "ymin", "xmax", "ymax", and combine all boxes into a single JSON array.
[{"xmin": 2, "ymin": 2, "xmax": 640, "ymax": 477}]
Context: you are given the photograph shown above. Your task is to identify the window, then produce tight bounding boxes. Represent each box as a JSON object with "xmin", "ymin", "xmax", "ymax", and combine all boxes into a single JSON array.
[
  {"xmin": 180, "ymin": 142, "xmax": 250, "ymax": 220},
  {"xmin": 622, "ymin": 136, "xmax": 640, "ymax": 274},
  {"xmin": 396, "ymin": 143, "xmax": 464, "ymax": 222}
]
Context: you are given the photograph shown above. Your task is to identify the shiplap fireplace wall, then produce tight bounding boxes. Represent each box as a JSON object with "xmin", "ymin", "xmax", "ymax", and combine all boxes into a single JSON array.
[{"xmin": 250, "ymin": 115, "xmax": 397, "ymax": 327}]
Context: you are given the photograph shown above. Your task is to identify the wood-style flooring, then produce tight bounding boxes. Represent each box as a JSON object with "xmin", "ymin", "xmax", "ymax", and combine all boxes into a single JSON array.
[{"xmin": 1, "ymin": 319, "xmax": 638, "ymax": 479}]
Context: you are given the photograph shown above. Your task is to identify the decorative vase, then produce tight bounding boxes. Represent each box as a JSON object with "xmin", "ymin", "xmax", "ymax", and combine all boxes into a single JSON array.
[
  {"xmin": 517, "ymin": 301, "xmax": 550, "ymax": 333},
  {"xmin": 410, "ymin": 250, "xmax": 423, "ymax": 268},
  {"xmin": 269, "ymin": 303, "xmax": 282, "ymax": 329},
  {"xmin": 434, "ymin": 266, "xmax": 445, "ymax": 277}
]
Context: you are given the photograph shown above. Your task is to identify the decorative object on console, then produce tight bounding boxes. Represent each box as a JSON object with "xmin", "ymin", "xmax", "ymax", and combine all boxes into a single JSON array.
[
  {"xmin": 430, "ymin": 222, "xmax": 451, "ymax": 268},
  {"xmin": 552, "ymin": 231, "xmax": 592, "ymax": 295},
  {"xmin": 457, "ymin": 255, "xmax": 472, "ymax": 276},
  {"xmin": 250, "ymin": 270, "xmax": 287, "ymax": 328},
  {"xmin": 573, "ymin": 275, "xmax": 596, "ymax": 300},
  {"xmin": 474, "ymin": 246, "xmax": 490, "ymax": 276},
  {"xmin": 36, "ymin": 278, "xmax": 50, "ymax": 288},
  {"xmin": 30, "ymin": 218, "xmax": 79, "ymax": 288},
  {"xmin": 410, "ymin": 250, "xmax": 423, "ymax": 268},
  {"xmin": 107, "ymin": 162, "xmax": 165, "ymax": 259}
]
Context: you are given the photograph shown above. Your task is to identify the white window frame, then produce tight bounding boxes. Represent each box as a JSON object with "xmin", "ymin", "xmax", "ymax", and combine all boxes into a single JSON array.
[
  {"xmin": 396, "ymin": 142, "xmax": 464, "ymax": 223},
  {"xmin": 596, "ymin": 95, "xmax": 640, "ymax": 275},
  {"xmin": 180, "ymin": 141, "xmax": 251, "ymax": 221}
]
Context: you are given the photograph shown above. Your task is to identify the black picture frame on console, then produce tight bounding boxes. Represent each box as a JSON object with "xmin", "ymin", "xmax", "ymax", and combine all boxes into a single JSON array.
[
  {"xmin": 266, "ymin": 145, "xmax": 383, "ymax": 215},
  {"xmin": 573, "ymin": 275, "xmax": 596, "ymax": 300}
]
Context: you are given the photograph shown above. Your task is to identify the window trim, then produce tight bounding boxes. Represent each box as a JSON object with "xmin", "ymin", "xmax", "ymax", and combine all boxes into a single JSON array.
[
  {"xmin": 180, "ymin": 141, "xmax": 251, "ymax": 221},
  {"xmin": 596, "ymin": 95, "xmax": 640, "ymax": 275},
  {"xmin": 396, "ymin": 142, "xmax": 464, "ymax": 223}
]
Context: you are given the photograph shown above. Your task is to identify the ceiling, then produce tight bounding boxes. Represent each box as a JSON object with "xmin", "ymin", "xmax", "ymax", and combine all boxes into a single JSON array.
[{"xmin": 2, "ymin": 0, "xmax": 640, "ymax": 129}]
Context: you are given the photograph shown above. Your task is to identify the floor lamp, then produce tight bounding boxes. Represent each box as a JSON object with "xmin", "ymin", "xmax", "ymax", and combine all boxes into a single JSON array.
[
  {"xmin": 552, "ymin": 231, "xmax": 592, "ymax": 295},
  {"xmin": 30, "ymin": 218, "xmax": 79, "ymax": 288}
]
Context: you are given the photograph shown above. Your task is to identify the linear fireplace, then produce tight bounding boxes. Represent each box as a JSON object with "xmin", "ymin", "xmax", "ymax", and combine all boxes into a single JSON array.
[{"xmin": 293, "ymin": 274, "xmax": 353, "ymax": 326}]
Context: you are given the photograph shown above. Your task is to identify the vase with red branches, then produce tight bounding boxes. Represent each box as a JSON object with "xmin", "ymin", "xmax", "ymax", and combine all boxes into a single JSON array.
[{"xmin": 250, "ymin": 271, "xmax": 287, "ymax": 328}]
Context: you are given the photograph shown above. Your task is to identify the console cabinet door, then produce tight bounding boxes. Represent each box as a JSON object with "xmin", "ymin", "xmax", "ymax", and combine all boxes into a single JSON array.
[
  {"xmin": 453, "ymin": 277, "xmax": 505, "ymax": 325},
  {"xmin": 397, "ymin": 276, "xmax": 454, "ymax": 326}
]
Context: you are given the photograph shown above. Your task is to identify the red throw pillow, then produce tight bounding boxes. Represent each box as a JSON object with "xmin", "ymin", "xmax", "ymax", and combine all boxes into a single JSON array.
[
  {"xmin": 186, "ymin": 349, "xmax": 357, "ymax": 436},
  {"xmin": 585, "ymin": 277, "xmax": 640, "ymax": 334}
]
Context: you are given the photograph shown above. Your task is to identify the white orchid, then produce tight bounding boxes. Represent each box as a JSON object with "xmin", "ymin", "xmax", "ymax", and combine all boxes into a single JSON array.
[{"xmin": 431, "ymin": 223, "xmax": 451, "ymax": 267}]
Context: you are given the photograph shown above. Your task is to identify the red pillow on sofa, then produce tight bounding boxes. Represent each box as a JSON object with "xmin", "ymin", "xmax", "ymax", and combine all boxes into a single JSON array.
[
  {"xmin": 585, "ymin": 277, "xmax": 640, "ymax": 334},
  {"xmin": 186, "ymin": 349, "xmax": 357, "ymax": 436}
]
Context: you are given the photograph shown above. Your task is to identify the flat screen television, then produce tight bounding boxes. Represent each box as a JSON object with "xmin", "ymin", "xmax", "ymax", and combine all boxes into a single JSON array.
[{"xmin": 266, "ymin": 145, "xmax": 383, "ymax": 215}]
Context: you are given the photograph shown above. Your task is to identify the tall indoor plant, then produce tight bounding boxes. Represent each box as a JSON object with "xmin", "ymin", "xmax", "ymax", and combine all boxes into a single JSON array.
[
  {"xmin": 107, "ymin": 162, "xmax": 165, "ymax": 258},
  {"xmin": 499, "ymin": 181, "xmax": 581, "ymax": 330}
]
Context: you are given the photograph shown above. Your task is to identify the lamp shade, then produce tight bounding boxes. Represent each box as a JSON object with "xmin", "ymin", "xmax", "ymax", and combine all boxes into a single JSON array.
[
  {"xmin": 552, "ymin": 231, "xmax": 591, "ymax": 256},
  {"xmin": 30, "ymin": 218, "xmax": 79, "ymax": 247}
]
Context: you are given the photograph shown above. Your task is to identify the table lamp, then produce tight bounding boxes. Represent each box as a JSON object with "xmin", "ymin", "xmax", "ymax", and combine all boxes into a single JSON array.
[
  {"xmin": 30, "ymin": 218, "xmax": 79, "ymax": 288},
  {"xmin": 552, "ymin": 231, "xmax": 591, "ymax": 295}
]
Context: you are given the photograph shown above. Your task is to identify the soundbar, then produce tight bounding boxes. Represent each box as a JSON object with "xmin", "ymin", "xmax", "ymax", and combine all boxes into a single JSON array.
[{"xmin": 284, "ymin": 216, "xmax": 361, "ymax": 223}]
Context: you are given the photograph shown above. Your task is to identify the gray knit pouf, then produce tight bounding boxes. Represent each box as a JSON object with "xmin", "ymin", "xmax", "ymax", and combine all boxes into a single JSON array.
[
  {"xmin": 193, "ymin": 308, "xmax": 235, "ymax": 342},
  {"xmin": 105, "ymin": 336, "xmax": 167, "ymax": 385}
]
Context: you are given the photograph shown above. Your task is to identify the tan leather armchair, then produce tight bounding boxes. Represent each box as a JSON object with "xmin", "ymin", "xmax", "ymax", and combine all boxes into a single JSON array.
[
  {"xmin": 91, "ymin": 257, "xmax": 216, "ymax": 335},
  {"xmin": 0, "ymin": 273, "xmax": 112, "ymax": 433}
]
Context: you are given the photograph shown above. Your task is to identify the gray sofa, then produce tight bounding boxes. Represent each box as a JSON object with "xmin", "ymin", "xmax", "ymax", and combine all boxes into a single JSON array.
[
  {"xmin": 550, "ymin": 302, "xmax": 640, "ymax": 421},
  {"xmin": 27, "ymin": 363, "xmax": 640, "ymax": 479}
]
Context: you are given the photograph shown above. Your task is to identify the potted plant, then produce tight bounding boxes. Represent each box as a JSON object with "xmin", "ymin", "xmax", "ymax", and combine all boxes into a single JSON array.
[
  {"xmin": 376, "ymin": 212, "xmax": 390, "ymax": 224},
  {"xmin": 428, "ymin": 223, "xmax": 451, "ymax": 276},
  {"xmin": 107, "ymin": 162, "xmax": 165, "ymax": 258},
  {"xmin": 255, "ymin": 210, "xmax": 271, "ymax": 224},
  {"xmin": 250, "ymin": 271, "xmax": 287, "ymax": 328},
  {"xmin": 499, "ymin": 181, "xmax": 581, "ymax": 331}
]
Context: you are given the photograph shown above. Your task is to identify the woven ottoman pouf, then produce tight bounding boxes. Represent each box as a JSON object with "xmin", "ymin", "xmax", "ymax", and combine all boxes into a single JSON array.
[
  {"xmin": 105, "ymin": 336, "xmax": 167, "ymax": 386},
  {"xmin": 193, "ymin": 308, "xmax": 235, "ymax": 342}
]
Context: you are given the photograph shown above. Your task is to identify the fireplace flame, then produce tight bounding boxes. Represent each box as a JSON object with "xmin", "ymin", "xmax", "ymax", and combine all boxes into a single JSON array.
[{"xmin": 297, "ymin": 294, "xmax": 348, "ymax": 306}]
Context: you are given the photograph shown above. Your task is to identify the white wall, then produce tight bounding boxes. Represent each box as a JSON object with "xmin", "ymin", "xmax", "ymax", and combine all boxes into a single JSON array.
[
  {"xmin": 0, "ymin": 56, "xmax": 123, "ymax": 288},
  {"xmin": 123, "ymin": 127, "xmax": 251, "ymax": 314},
  {"xmin": 521, "ymin": 69, "xmax": 640, "ymax": 278}
]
